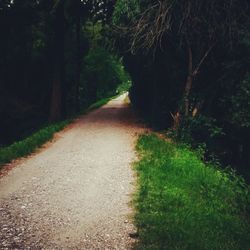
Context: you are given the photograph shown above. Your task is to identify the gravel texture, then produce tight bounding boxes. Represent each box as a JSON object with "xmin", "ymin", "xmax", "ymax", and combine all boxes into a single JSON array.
[{"xmin": 0, "ymin": 94, "xmax": 145, "ymax": 249}]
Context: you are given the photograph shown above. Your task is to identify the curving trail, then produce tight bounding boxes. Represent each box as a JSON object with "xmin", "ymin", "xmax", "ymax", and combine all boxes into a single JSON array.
[{"xmin": 0, "ymin": 94, "xmax": 145, "ymax": 249}]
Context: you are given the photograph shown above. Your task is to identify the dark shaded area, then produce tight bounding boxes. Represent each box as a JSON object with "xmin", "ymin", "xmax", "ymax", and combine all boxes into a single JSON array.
[
  {"xmin": 113, "ymin": 0, "xmax": 250, "ymax": 181},
  {"xmin": 127, "ymin": 52, "xmax": 250, "ymax": 181},
  {"xmin": 0, "ymin": 2, "xmax": 51, "ymax": 144},
  {"xmin": 0, "ymin": 0, "xmax": 121, "ymax": 146}
]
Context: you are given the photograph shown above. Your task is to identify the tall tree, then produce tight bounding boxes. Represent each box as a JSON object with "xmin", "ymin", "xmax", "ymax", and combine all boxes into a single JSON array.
[
  {"xmin": 114, "ymin": 0, "xmax": 250, "ymax": 126},
  {"xmin": 49, "ymin": 0, "xmax": 66, "ymax": 121}
]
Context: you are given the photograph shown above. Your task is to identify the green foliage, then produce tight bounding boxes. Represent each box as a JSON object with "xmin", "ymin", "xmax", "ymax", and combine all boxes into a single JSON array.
[
  {"xmin": 82, "ymin": 46, "xmax": 131, "ymax": 100},
  {"xmin": 116, "ymin": 78, "xmax": 131, "ymax": 94},
  {"xmin": 228, "ymin": 75, "xmax": 250, "ymax": 128},
  {"xmin": 0, "ymin": 96, "xmax": 114, "ymax": 167},
  {"xmin": 0, "ymin": 1, "xmax": 122, "ymax": 141},
  {"xmin": 169, "ymin": 115, "xmax": 224, "ymax": 146},
  {"xmin": 0, "ymin": 121, "xmax": 69, "ymax": 166},
  {"xmin": 86, "ymin": 96, "xmax": 114, "ymax": 112},
  {"xmin": 112, "ymin": 0, "xmax": 140, "ymax": 25},
  {"xmin": 84, "ymin": 21, "xmax": 104, "ymax": 47},
  {"xmin": 113, "ymin": 0, "xmax": 250, "ymax": 175},
  {"xmin": 134, "ymin": 133, "xmax": 250, "ymax": 250}
]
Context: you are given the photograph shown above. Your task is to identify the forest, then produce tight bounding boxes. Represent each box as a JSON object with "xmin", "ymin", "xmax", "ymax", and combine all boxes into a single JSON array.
[
  {"xmin": 0, "ymin": 0, "xmax": 250, "ymax": 249},
  {"xmin": 0, "ymin": 0, "xmax": 130, "ymax": 146},
  {"xmin": 1, "ymin": 0, "xmax": 250, "ymax": 180},
  {"xmin": 113, "ymin": 0, "xmax": 250, "ymax": 182}
]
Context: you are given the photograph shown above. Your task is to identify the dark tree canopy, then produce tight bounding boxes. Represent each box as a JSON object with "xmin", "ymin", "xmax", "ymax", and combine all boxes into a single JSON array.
[
  {"xmin": 0, "ymin": 0, "xmax": 123, "ymax": 144},
  {"xmin": 113, "ymin": 0, "xmax": 250, "ymax": 180}
]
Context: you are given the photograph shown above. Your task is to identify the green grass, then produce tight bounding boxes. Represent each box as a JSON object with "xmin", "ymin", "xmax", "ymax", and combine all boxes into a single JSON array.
[
  {"xmin": 134, "ymin": 133, "xmax": 250, "ymax": 250},
  {"xmin": 86, "ymin": 96, "xmax": 113, "ymax": 112},
  {"xmin": 0, "ymin": 121, "xmax": 69, "ymax": 166},
  {"xmin": 0, "ymin": 96, "xmax": 114, "ymax": 168}
]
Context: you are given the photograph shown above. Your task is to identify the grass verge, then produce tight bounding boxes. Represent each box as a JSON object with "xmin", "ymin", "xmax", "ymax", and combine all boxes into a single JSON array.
[
  {"xmin": 134, "ymin": 133, "xmax": 250, "ymax": 250},
  {"xmin": 86, "ymin": 96, "xmax": 113, "ymax": 112},
  {"xmin": 0, "ymin": 96, "xmax": 113, "ymax": 168}
]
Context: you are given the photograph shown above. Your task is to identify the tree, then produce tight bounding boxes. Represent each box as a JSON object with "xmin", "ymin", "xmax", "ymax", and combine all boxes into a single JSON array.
[
  {"xmin": 112, "ymin": 0, "xmax": 250, "ymax": 174},
  {"xmin": 49, "ymin": 0, "xmax": 66, "ymax": 121},
  {"xmin": 114, "ymin": 0, "xmax": 250, "ymax": 125}
]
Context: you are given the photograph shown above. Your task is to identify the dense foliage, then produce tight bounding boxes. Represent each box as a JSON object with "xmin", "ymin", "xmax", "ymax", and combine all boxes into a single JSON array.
[
  {"xmin": 0, "ymin": 0, "xmax": 126, "ymax": 146},
  {"xmin": 113, "ymin": 0, "xmax": 250, "ymax": 180},
  {"xmin": 0, "ymin": 96, "xmax": 113, "ymax": 167}
]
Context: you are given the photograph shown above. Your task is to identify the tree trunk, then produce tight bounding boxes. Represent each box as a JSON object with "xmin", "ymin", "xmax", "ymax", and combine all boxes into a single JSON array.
[
  {"xmin": 184, "ymin": 44, "xmax": 193, "ymax": 116},
  {"xmin": 49, "ymin": 0, "xmax": 65, "ymax": 122},
  {"xmin": 50, "ymin": 64, "xmax": 62, "ymax": 122},
  {"xmin": 75, "ymin": 0, "xmax": 81, "ymax": 112},
  {"xmin": 172, "ymin": 43, "xmax": 193, "ymax": 129}
]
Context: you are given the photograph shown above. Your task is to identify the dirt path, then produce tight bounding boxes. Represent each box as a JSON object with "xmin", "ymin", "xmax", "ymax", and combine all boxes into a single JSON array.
[{"xmin": 0, "ymin": 94, "xmax": 145, "ymax": 250}]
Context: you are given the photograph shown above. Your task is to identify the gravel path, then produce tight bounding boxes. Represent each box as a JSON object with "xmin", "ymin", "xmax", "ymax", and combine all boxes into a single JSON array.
[{"xmin": 0, "ymin": 94, "xmax": 145, "ymax": 250}]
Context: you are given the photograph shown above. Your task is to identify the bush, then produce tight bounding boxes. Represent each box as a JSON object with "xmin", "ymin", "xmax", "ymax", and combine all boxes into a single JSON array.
[
  {"xmin": 168, "ymin": 115, "xmax": 224, "ymax": 157},
  {"xmin": 227, "ymin": 74, "xmax": 250, "ymax": 128}
]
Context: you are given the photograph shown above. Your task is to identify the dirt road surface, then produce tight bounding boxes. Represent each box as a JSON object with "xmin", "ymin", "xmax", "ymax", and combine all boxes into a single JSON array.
[{"xmin": 0, "ymin": 94, "xmax": 144, "ymax": 249}]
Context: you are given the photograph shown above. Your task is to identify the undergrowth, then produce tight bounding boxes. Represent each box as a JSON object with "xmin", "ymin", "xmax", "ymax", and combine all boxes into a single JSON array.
[
  {"xmin": 86, "ymin": 96, "xmax": 113, "ymax": 112},
  {"xmin": 0, "ymin": 96, "xmax": 113, "ymax": 167},
  {"xmin": 134, "ymin": 133, "xmax": 250, "ymax": 250}
]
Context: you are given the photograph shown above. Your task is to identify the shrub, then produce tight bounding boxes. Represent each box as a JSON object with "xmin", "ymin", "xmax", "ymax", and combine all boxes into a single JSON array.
[{"xmin": 168, "ymin": 115, "xmax": 224, "ymax": 148}]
